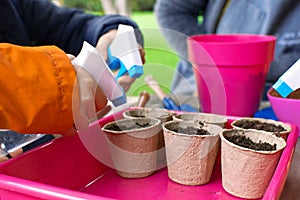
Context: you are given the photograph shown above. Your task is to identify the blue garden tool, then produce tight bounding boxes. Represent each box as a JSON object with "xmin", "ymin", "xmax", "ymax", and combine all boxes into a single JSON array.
[
  {"xmin": 145, "ymin": 75, "xmax": 198, "ymax": 112},
  {"xmin": 107, "ymin": 24, "xmax": 143, "ymax": 80}
]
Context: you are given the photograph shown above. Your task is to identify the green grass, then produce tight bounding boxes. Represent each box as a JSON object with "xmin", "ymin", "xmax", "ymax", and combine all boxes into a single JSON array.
[
  {"xmin": 127, "ymin": 11, "xmax": 179, "ymax": 96},
  {"xmin": 131, "ymin": 11, "xmax": 157, "ymax": 28}
]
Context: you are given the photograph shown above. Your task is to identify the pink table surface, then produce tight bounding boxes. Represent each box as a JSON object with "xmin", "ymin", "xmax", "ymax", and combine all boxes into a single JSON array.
[{"xmin": 0, "ymin": 109, "xmax": 297, "ymax": 200}]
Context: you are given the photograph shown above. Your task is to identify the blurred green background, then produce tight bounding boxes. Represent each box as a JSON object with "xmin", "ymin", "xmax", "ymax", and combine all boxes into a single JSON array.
[
  {"xmin": 60, "ymin": 0, "xmax": 179, "ymax": 96},
  {"xmin": 129, "ymin": 12, "xmax": 179, "ymax": 96},
  {"xmin": 64, "ymin": 0, "xmax": 156, "ymax": 12}
]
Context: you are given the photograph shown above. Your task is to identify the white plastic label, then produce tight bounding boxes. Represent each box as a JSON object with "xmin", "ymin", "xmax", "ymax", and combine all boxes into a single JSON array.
[{"xmin": 273, "ymin": 58, "xmax": 300, "ymax": 97}]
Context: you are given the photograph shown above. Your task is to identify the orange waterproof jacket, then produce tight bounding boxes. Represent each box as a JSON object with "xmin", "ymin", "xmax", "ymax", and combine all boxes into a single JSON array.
[{"xmin": 0, "ymin": 43, "xmax": 76, "ymax": 134}]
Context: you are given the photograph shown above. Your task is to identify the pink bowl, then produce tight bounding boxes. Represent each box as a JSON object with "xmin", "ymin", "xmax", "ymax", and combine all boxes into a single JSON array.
[{"xmin": 267, "ymin": 88, "xmax": 300, "ymax": 133}]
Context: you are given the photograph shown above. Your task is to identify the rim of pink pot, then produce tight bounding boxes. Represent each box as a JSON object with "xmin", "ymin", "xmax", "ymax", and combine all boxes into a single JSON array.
[
  {"xmin": 187, "ymin": 34, "xmax": 276, "ymax": 66},
  {"xmin": 189, "ymin": 34, "xmax": 276, "ymax": 44}
]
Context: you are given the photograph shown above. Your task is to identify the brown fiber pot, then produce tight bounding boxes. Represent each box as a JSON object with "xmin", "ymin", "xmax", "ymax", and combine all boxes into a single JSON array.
[
  {"xmin": 123, "ymin": 108, "xmax": 175, "ymax": 167},
  {"xmin": 220, "ymin": 129, "xmax": 286, "ymax": 199},
  {"xmin": 162, "ymin": 121, "xmax": 222, "ymax": 185},
  {"xmin": 173, "ymin": 112, "xmax": 227, "ymax": 128},
  {"xmin": 102, "ymin": 118, "xmax": 161, "ymax": 178}
]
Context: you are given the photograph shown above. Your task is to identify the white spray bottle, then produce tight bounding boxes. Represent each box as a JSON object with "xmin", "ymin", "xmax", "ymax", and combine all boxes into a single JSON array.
[{"xmin": 72, "ymin": 41, "xmax": 126, "ymax": 107}]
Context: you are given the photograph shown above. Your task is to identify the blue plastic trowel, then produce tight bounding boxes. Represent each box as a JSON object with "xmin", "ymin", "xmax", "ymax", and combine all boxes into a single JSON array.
[
  {"xmin": 272, "ymin": 58, "xmax": 300, "ymax": 98},
  {"xmin": 145, "ymin": 75, "xmax": 198, "ymax": 112},
  {"xmin": 107, "ymin": 24, "xmax": 143, "ymax": 79}
]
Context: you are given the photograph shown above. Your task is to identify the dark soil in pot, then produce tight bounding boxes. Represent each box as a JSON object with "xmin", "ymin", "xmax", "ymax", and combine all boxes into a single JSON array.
[
  {"xmin": 126, "ymin": 108, "xmax": 174, "ymax": 119},
  {"xmin": 233, "ymin": 119, "xmax": 286, "ymax": 132},
  {"xmin": 129, "ymin": 113, "xmax": 147, "ymax": 118},
  {"xmin": 225, "ymin": 134, "xmax": 277, "ymax": 151},
  {"xmin": 105, "ymin": 121, "xmax": 151, "ymax": 131},
  {"xmin": 165, "ymin": 123, "xmax": 210, "ymax": 136}
]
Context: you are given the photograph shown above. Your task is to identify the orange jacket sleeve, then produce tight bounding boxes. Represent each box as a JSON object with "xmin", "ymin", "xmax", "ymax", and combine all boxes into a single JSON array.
[{"xmin": 0, "ymin": 43, "xmax": 76, "ymax": 134}]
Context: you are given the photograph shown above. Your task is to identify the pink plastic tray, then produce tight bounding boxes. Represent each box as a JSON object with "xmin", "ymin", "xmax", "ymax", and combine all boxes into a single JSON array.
[{"xmin": 0, "ymin": 109, "xmax": 297, "ymax": 200}]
